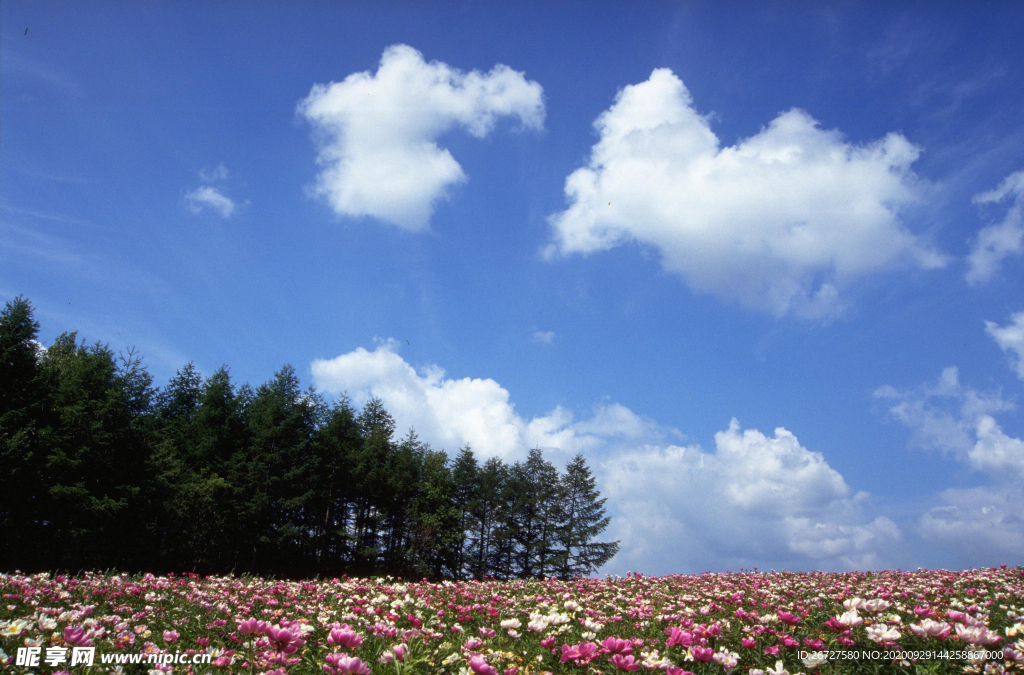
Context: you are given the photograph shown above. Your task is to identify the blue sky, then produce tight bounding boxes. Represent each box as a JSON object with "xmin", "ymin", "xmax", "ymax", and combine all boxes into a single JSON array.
[{"xmin": 3, "ymin": 1, "xmax": 1024, "ymax": 574}]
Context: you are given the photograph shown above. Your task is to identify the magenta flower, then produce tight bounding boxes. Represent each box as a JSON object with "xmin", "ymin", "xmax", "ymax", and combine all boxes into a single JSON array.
[
  {"xmin": 601, "ymin": 636, "xmax": 633, "ymax": 655},
  {"xmin": 266, "ymin": 626, "xmax": 306, "ymax": 654},
  {"xmin": 469, "ymin": 656, "xmax": 498, "ymax": 675},
  {"xmin": 163, "ymin": 629, "xmax": 180, "ymax": 644},
  {"xmin": 665, "ymin": 627, "xmax": 694, "ymax": 647},
  {"xmin": 777, "ymin": 611, "xmax": 801, "ymax": 626},
  {"xmin": 689, "ymin": 645, "xmax": 715, "ymax": 662},
  {"xmin": 328, "ymin": 628, "xmax": 363, "ymax": 650},
  {"xmin": 325, "ymin": 654, "xmax": 371, "ymax": 675},
  {"xmin": 610, "ymin": 654, "xmax": 642, "ymax": 671},
  {"xmin": 238, "ymin": 618, "xmax": 269, "ymax": 636},
  {"xmin": 63, "ymin": 626, "xmax": 93, "ymax": 647},
  {"xmin": 560, "ymin": 642, "xmax": 599, "ymax": 664}
]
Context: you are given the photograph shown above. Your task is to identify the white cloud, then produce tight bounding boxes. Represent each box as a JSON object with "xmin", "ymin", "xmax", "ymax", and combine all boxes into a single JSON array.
[
  {"xmin": 877, "ymin": 367, "xmax": 1024, "ymax": 565},
  {"xmin": 546, "ymin": 68, "xmax": 945, "ymax": 318},
  {"xmin": 298, "ymin": 44, "xmax": 544, "ymax": 231},
  {"xmin": 312, "ymin": 342, "xmax": 900, "ymax": 572},
  {"xmin": 986, "ymin": 310, "xmax": 1024, "ymax": 379},
  {"xmin": 310, "ymin": 340, "xmax": 663, "ymax": 460},
  {"xmin": 602, "ymin": 420, "xmax": 904, "ymax": 573},
  {"xmin": 967, "ymin": 170, "xmax": 1024, "ymax": 286},
  {"xmin": 199, "ymin": 163, "xmax": 229, "ymax": 182},
  {"xmin": 185, "ymin": 186, "xmax": 236, "ymax": 218},
  {"xmin": 875, "ymin": 366, "xmax": 1020, "ymax": 477},
  {"xmin": 531, "ymin": 330, "xmax": 555, "ymax": 344},
  {"xmin": 918, "ymin": 485, "xmax": 1024, "ymax": 568}
]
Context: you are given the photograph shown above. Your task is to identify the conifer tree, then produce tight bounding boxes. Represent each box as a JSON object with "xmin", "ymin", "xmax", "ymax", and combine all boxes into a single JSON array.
[{"xmin": 555, "ymin": 454, "xmax": 619, "ymax": 578}]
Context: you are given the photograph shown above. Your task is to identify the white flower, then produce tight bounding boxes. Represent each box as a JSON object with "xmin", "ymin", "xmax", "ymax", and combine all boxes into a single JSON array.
[
  {"xmin": 801, "ymin": 652, "xmax": 828, "ymax": 670},
  {"xmin": 581, "ymin": 631, "xmax": 596, "ymax": 640},
  {"xmin": 766, "ymin": 660, "xmax": 790, "ymax": 675},
  {"xmin": 500, "ymin": 618, "xmax": 521, "ymax": 630},
  {"xmin": 864, "ymin": 599, "xmax": 891, "ymax": 614},
  {"xmin": 866, "ymin": 625, "xmax": 901, "ymax": 643},
  {"xmin": 564, "ymin": 601, "xmax": 580, "ymax": 612},
  {"xmin": 835, "ymin": 610, "xmax": 862, "ymax": 627}
]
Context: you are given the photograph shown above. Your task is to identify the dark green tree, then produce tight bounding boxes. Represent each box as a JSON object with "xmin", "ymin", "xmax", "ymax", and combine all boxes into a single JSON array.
[
  {"xmin": 0, "ymin": 297, "xmax": 46, "ymax": 569},
  {"xmin": 555, "ymin": 454, "xmax": 619, "ymax": 578}
]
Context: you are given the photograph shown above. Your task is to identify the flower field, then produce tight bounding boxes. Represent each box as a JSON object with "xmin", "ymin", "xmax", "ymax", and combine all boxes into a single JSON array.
[{"xmin": 2, "ymin": 568, "xmax": 1022, "ymax": 675}]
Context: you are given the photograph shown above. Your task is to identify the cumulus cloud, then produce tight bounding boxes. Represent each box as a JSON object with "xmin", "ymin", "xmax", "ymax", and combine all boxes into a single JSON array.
[
  {"xmin": 298, "ymin": 44, "xmax": 544, "ymax": 231},
  {"xmin": 546, "ymin": 68, "xmax": 945, "ymax": 318},
  {"xmin": 877, "ymin": 367, "xmax": 1024, "ymax": 564},
  {"xmin": 602, "ymin": 421, "xmax": 904, "ymax": 573},
  {"xmin": 185, "ymin": 186, "xmax": 237, "ymax": 218},
  {"xmin": 986, "ymin": 310, "xmax": 1024, "ymax": 379},
  {"xmin": 311, "ymin": 339, "xmax": 664, "ymax": 460},
  {"xmin": 967, "ymin": 170, "xmax": 1024, "ymax": 286},
  {"xmin": 312, "ymin": 341, "xmax": 900, "ymax": 572}
]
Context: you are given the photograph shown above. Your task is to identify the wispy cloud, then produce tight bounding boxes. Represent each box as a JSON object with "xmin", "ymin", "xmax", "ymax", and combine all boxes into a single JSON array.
[
  {"xmin": 184, "ymin": 186, "xmax": 237, "ymax": 219},
  {"xmin": 531, "ymin": 330, "xmax": 555, "ymax": 345},
  {"xmin": 966, "ymin": 170, "xmax": 1024, "ymax": 286}
]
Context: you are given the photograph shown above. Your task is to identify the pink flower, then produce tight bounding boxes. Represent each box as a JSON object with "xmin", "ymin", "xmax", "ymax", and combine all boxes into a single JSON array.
[
  {"xmin": 238, "ymin": 619, "xmax": 269, "ymax": 636},
  {"xmin": 391, "ymin": 644, "xmax": 408, "ymax": 662},
  {"xmin": 540, "ymin": 636, "xmax": 556, "ymax": 649},
  {"xmin": 560, "ymin": 642, "xmax": 599, "ymax": 664},
  {"xmin": 163, "ymin": 630, "xmax": 180, "ymax": 644},
  {"xmin": 469, "ymin": 656, "xmax": 498, "ymax": 675},
  {"xmin": 666, "ymin": 627, "xmax": 694, "ymax": 647},
  {"xmin": 764, "ymin": 645, "xmax": 780, "ymax": 655},
  {"xmin": 909, "ymin": 620, "xmax": 951, "ymax": 639},
  {"xmin": 741, "ymin": 638, "xmax": 757, "ymax": 649},
  {"xmin": 610, "ymin": 654, "xmax": 642, "ymax": 671},
  {"xmin": 666, "ymin": 669, "xmax": 696, "ymax": 675},
  {"xmin": 464, "ymin": 638, "xmax": 483, "ymax": 651},
  {"xmin": 601, "ymin": 637, "xmax": 633, "ymax": 655},
  {"xmin": 325, "ymin": 654, "xmax": 372, "ymax": 675},
  {"xmin": 955, "ymin": 624, "xmax": 1002, "ymax": 646},
  {"xmin": 478, "ymin": 627, "xmax": 497, "ymax": 638},
  {"xmin": 777, "ymin": 611, "xmax": 801, "ymax": 626},
  {"xmin": 63, "ymin": 626, "xmax": 93, "ymax": 647},
  {"xmin": 265, "ymin": 626, "xmax": 306, "ymax": 654},
  {"xmin": 212, "ymin": 656, "xmax": 232, "ymax": 668},
  {"xmin": 328, "ymin": 628, "xmax": 363, "ymax": 650},
  {"xmin": 689, "ymin": 646, "xmax": 715, "ymax": 662},
  {"xmin": 503, "ymin": 668, "xmax": 519, "ymax": 675}
]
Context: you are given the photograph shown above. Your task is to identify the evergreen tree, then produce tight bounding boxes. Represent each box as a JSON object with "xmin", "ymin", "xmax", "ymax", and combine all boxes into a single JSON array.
[
  {"xmin": 309, "ymin": 396, "xmax": 362, "ymax": 572},
  {"xmin": 511, "ymin": 448, "xmax": 562, "ymax": 578},
  {"xmin": 555, "ymin": 454, "xmax": 619, "ymax": 578},
  {"xmin": 0, "ymin": 297, "xmax": 46, "ymax": 569},
  {"xmin": 466, "ymin": 457, "xmax": 508, "ymax": 579},
  {"xmin": 450, "ymin": 446, "xmax": 478, "ymax": 579}
]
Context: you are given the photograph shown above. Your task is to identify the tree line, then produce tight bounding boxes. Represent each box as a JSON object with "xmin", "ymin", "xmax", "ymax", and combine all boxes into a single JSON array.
[{"xmin": 0, "ymin": 297, "xmax": 619, "ymax": 579}]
